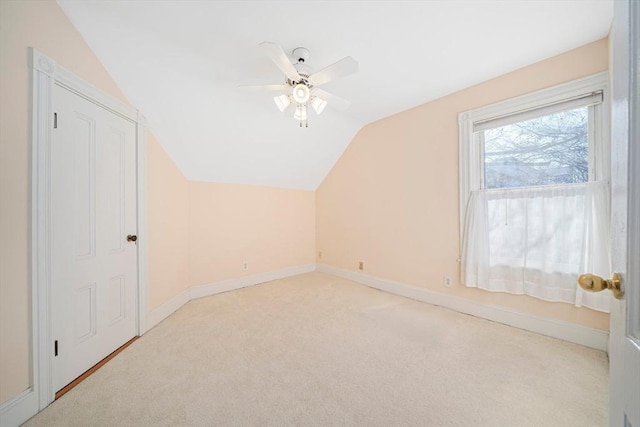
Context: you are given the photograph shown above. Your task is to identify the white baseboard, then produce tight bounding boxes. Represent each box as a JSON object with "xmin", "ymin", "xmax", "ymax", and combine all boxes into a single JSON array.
[
  {"xmin": 146, "ymin": 264, "xmax": 317, "ymax": 331},
  {"xmin": 317, "ymin": 264, "xmax": 609, "ymax": 351},
  {"xmin": 189, "ymin": 264, "xmax": 317, "ymax": 299},
  {"xmin": 0, "ymin": 389, "xmax": 38, "ymax": 427},
  {"xmin": 146, "ymin": 289, "xmax": 190, "ymax": 331}
]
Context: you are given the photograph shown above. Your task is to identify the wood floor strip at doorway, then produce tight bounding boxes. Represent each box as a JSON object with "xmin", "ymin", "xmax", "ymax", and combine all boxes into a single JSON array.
[{"xmin": 55, "ymin": 336, "xmax": 139, "ymax": 400}]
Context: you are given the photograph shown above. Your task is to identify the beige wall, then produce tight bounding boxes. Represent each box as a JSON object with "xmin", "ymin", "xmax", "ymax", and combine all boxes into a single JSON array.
[
  {"xmin": 317, "ymin": 39, "xmax": 610, "ymax": 331},
  {"xmin": 147, "ymin": 135, "xmax": 190, "ymax": 311},
  {"xmin": 189, "ymin": 182, "xmax": 315, "ymax": 287},
  {"xmin": 0, "ymin": 0, "xmax": 611, "ymax": 412},
  {"xmin": 0, "ymin": 0, "xmax": 316, "ymax": 406},
  {"xmin": 147, "ymin": 153, "xmax": 317, "ymax": 305},
  {"xmin": 0, "ymin": 0, "xmax": 134, "ymax": 404}
]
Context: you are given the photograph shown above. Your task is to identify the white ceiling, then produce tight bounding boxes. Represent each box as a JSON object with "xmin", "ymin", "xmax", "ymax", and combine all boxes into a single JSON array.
[{"xmin": 57, "ymin": 0, "xmax": 613, "ymax": 190}]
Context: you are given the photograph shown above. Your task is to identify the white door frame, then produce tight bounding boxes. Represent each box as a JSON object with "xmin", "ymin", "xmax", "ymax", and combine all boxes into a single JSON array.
[{"xmin": 29, "ymin": 48, "xmax": 148, "ymax": 411}]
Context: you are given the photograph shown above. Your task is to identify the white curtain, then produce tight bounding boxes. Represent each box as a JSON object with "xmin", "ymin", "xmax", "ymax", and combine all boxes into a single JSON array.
[{"xmin": 461, "ymin": 181, "xmax": 610, "ymax": 312}]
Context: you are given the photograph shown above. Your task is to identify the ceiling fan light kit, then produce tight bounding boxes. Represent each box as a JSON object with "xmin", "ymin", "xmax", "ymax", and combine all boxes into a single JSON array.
[
  {"xmin": 311, "ymin": 96, "xmax": 327, "ymax": 115},
  {"xmin": 241, "ymin": 41, "xmax": 358, "ymax": 128},
  {"xmin": 293, "ymin": 104, "xmax": 308, "ymax": 121},
  {"xmin": 274, "ymin": 93, "xmax": 291, "ymax": 112}
]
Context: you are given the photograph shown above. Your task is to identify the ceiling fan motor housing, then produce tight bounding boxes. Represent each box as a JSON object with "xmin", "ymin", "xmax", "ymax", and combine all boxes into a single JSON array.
[{"xmin": 291, "ymin": 47, "xmax": 312, "ymax": 85}]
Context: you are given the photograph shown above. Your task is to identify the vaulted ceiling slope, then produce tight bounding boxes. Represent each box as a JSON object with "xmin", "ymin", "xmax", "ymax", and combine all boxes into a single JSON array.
[{"xmin": 57, "ymin": 0, "xmax": 612, "ymax": 190}]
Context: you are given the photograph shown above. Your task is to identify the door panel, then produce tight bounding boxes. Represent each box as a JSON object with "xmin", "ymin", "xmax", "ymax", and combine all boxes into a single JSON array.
[
  {"xmin": 52, "ymin": 84, "xmax": 138, "ymax": 392},
  {"xmin": 73, "ymin": 283, "xmax": 96, "ymax": 343},
  {"xmin": 71, "ymin": 113, "xmax": 96, "ymax": 260},
  {"xmin": 104, "ymin": 126, "xmax": 126, "ymax": 253},
  {"xmin": 106, "ymin": 275, "xmax": 126, "ymax": 325}
]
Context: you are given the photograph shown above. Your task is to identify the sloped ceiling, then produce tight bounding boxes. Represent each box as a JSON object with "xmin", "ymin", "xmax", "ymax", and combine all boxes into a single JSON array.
[{"xmin": 57, "ymin": 0, "xmax": 612, "ymax": 190}]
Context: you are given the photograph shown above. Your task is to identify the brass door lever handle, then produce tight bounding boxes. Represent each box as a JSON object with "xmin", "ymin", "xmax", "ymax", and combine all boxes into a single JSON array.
[{"xmin": 577, "ymin": 273, "xmax": 624, "ymax": 299}]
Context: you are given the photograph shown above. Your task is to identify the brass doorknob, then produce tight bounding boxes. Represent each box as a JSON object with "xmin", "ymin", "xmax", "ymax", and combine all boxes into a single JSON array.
[{"xmin": 577, "ymin": 273, "xmax": 623, "ymax": 299}]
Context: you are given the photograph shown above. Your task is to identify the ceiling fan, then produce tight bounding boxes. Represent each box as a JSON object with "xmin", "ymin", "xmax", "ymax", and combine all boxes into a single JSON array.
[{"xmin": 241, "ymin": 42, "xmax": 358, "ymax": 127}]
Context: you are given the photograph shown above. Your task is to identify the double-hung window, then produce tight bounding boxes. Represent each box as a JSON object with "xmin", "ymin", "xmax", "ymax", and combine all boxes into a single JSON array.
[{"xmin": 458, "ymin": 73, "xmax": 610, "ymax": 312}]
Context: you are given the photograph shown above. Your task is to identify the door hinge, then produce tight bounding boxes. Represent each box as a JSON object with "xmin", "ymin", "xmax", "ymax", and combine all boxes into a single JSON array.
[
  {"xmin": 54, "ymin": 112, "xmax": 57, "ymax": 129},
  {"xmin": 54, "ymin": 340, "xmax": 58, "ymax": 357}
]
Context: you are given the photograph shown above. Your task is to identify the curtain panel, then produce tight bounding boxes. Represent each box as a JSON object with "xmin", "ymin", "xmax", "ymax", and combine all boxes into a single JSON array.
[{"xmin": 461, "ymin": 181, "xmax": 610, "ymax": 312}]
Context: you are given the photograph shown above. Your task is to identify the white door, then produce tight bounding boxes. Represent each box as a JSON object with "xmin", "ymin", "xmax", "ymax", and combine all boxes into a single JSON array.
[
  {"xmin": 609, "ymin": 0, "xmax": 640, "ymax": 425},
  {"xmin": 51, "ymin": 83, "xmax": 138, "ymax": 392}
]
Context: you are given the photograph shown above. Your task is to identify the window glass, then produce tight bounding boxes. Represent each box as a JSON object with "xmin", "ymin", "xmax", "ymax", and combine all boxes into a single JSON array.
[{"xmin": 482, "ymin": 107, "xmax": 589, "ymax": 189}]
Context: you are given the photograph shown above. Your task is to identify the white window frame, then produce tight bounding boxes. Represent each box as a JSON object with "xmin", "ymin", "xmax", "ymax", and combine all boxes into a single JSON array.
[{"xmin": 457, "ymin": 72, "xmax": 609, "ymax": 243}]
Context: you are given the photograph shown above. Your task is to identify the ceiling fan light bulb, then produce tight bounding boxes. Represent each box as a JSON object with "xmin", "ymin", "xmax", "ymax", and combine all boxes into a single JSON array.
[
  {"xmin": 293, "ymin": 105, "xmax": 308, "ymax": 121},
  {"xmin": 273, "ymin": 94, "xmax": 290, "ymax": 112},
  {"xmin": 292, "ymin": 84, "xmax": 310, "ymax": 104},
  {"xmin": 311, "ymin": 97, "xmax": 328, "ymax": 115}
]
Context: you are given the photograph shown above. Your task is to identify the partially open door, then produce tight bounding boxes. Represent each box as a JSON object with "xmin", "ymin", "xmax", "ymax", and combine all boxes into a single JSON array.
[{"xmin": 608, "ymin": 1, "xmax": 640, "ymax": 425}]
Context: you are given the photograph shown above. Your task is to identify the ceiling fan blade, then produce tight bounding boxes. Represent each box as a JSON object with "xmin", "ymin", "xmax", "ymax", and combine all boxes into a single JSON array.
[
  {"xmin": 259, "ymin": 41, "xmax": 301, "ymax": 83},
  {"xmin": 238, "ymin": 84, "xmax": 290, "ymax": 92},
  {"xmin": 309, "ymin": 56, "xmax": 358, "ymax": 86},
  {"xmin": 314, "ymin": 88, "xmax": 351, "ymax": 111}
]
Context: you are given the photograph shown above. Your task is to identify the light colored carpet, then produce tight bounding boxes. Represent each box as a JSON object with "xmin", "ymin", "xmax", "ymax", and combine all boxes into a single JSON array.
[{"xmin": 24, "ymin": 272, "xmax": 608, "ymax": 426}]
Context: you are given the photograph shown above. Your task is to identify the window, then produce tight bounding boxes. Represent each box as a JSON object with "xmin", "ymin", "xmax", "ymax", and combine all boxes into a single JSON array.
[
  {"xmin": 458, "ymin": 73, "xmax": 610, "ymax": 312},
  {"xmin": 482, "ymin": 106, "xmax": 589, "ymax": 189}
]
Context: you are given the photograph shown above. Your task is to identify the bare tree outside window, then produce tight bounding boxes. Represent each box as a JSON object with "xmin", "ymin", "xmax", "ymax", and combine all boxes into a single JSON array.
[{"xmin": 483, "ymin": 107, "xmax": 588, "ymax": 189}]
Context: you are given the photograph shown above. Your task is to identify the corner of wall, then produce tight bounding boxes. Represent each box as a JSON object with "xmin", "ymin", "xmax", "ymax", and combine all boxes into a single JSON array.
[{"xmin": 146, "ymin": 132, "xmax": 190, "ymax": 313}]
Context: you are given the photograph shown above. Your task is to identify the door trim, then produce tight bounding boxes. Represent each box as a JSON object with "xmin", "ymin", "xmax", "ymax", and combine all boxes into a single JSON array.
[{"xmin": 29, "ymin": 48, "xmax": 148, "ymax": 411}]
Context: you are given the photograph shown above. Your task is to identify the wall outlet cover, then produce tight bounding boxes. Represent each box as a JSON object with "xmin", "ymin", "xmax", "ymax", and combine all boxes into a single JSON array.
[{"xmin": 444, "ymin": 276, "xmax": 452, "ymax": 288}]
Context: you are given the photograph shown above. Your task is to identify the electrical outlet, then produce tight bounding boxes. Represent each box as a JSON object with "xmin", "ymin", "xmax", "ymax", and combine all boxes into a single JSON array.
[
  {"xmin": 443, "ymin": 276, "xmax": 452, "ymax": 288},
  {"xmin": 358, "ymin": 261, "xmax": 364, "ymax": 271},
  {"xmin": 318, "ymin": 251, "xmax": 322, "ymax": 260},
  {"xmin": 242, "ymin": 261, "xmax": 249, "ymax": 271}
]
